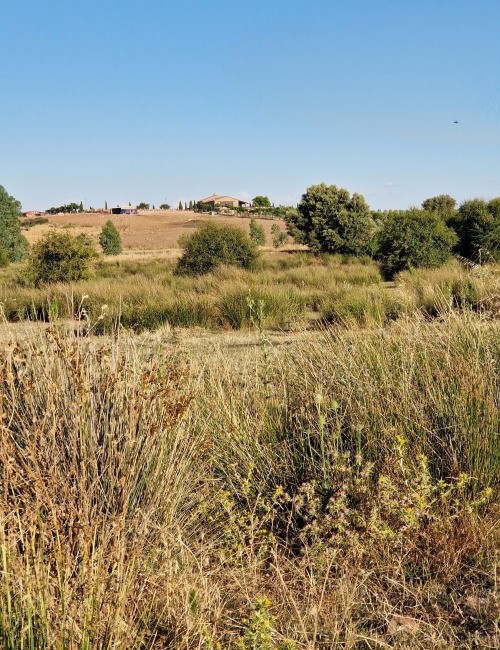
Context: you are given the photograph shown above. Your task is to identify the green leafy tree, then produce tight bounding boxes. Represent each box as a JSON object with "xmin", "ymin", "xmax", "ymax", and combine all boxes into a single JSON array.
[
  {"xmin": 176, "ymin": 222, "xmax": 258, "ymax": 275},
  {"xmin": 138, "ymin": 202, "xmax": 150, "ymax": 210},
  {"xmin": 99, "ymin": 220, "xmax": 122, "ymax": 255},
  {"xmin": 271, "ymin": 223, "xmax": 288, "ymax": 248},
  {"xmin": 249, "ymin": 218, "xmax": 266, "ymax": 245},
  {"xmin": 188, "ymin": 200, "xmax": 193, "ymax": 210},
  {"xmin": 30, "ymin": 231, "xmax": 96, "ymax": 285},
  {"xmin": 105, "ymin": 200, "xmax": 108, "ymax": 210},
  {"xmin": 159, "ymin": 203, "xmax": 170, "ymax": 210},
  {"xmin": 0, "ymin": 184, "xmax": 29, "ymax": 262},
  {"xmin": 285, "ymin": 183, "xmax": 375, "ymax": 255},
  {"xmin": 376, "ymin": 209, "xmax": 457, "ymax": 278},
  {"xmin": 79, "ymin": 201, "xmax": 84, "ymax": 212},
  {"xmin": 421, "ymin": 194, "xmax": 456, "ymax": 221},
  {"xmin": 178, "ymin": 201, "xmax": 183, "ymax": 211},
  {"xmin": 252, "ymin": 195, "xmax": 271, "ymax": 208},
  {"xmin": 449, "ymin": 198, "xmax": 500, "ymax": 262}
]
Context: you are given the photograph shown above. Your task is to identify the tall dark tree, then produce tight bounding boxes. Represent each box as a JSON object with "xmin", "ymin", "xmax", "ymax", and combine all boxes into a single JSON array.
[
  {"xmin": 79, "ymin": 201, "xmax": 84, "ymax": 212},
  {"xmin": 285, "ymin": 183, "xmax": 375, "ymax": 255},
  {"xmin": 178, "ymin": 201, "xmax": 183, "ymax": 211},
  {"xmin": 105, "ymin": 200, "xmax": 108, "ymax": 210},
  {"xmin": 0, "ymin": 184, "xmax": 29, "ymax": 262}
]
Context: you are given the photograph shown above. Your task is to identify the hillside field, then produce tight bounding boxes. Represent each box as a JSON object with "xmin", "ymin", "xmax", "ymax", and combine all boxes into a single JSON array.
[{"xmin": 22, "ymin": 210, "xmax": 291, "ymax": 254}]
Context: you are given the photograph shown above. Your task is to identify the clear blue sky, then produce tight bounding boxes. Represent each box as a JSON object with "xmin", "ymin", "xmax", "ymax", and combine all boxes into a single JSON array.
[{"xmin": 1, "ymin": 0, "xmax": 499, "ymax": 211}]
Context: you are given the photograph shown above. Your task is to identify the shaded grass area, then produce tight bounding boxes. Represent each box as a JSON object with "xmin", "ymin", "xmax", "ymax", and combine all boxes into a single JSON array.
[
  {"xmin": 0, "ymin": 314, "xmax": 498, "ymax": 648},
  {"xmin": 0, "ymin": 254, "xmax": 498, "ymax": 332}
]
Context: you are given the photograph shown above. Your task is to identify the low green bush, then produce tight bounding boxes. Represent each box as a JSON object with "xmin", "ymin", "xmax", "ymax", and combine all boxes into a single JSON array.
[
  {"xmin": 376, "ymin": 209, "xmax": 457, "ymax": 278},
  {"xmin": 249, "ymin": 218, "xmax": 266, "ymax": 245},
  {"xmin": 176, "ymin": 222, "xmax": 258, "ymax": 275},
  {"xmin": 30, "ymin": 232, "xmax": 96, "ymax": 285}
]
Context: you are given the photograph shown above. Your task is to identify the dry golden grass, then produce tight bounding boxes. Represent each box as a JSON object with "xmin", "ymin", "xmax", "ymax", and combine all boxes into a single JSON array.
[
  {"xmin": 22, "ymin": 210, "xmax": 293, "ymax": 252},
  {"xmin": 0, "ymin": 312, "xmax": 498, "ymax": 648}
]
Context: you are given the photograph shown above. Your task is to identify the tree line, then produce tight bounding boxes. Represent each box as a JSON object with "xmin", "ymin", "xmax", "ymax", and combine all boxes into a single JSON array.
[
  {"xmin": 284, "ymin": 185, "xmax": 500, "ymax": 278},
  {"xmin": 1, "ymin": 182, "xmax": 499, "ymax": 281}
]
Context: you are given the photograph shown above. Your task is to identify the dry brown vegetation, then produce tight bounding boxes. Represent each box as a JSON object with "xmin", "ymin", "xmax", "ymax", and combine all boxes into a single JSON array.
[
  {"xmin": 0, "ymin": 249, "xmax": 499, "ymax": 649},
  {"xmin": 22, "ymin": 210, "xmax": 290, "ymax": 252},
  {"xmin": 0, "ymin": 314, "xmax": 498, "ymax": 648}
]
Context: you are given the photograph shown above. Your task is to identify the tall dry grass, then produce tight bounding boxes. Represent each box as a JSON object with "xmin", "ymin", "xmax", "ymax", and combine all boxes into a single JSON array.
[{"xmin": 0, "ymin": 311, "xmax": 498, "ymax": 648}]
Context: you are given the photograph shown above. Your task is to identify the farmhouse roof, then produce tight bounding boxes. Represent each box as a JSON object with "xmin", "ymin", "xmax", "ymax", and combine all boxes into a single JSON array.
[{"xmin": 198, "ymin": 194, "xmax": 248, "ymax": 204}]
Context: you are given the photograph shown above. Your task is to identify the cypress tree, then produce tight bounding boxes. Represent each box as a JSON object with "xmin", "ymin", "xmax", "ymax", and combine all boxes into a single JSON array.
[{"xmin": 99, "ymin": 220, "xmax": 122, "ymax": 255}]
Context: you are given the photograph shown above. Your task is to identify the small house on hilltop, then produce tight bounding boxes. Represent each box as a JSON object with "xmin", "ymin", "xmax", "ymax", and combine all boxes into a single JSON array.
[
  {"xmin": 111, "ymin": 205, "xmax": 138, "ymax": 215},
  {"xmin": 198, "ymin": 194, "xmax": 250, "ymax": 209}
]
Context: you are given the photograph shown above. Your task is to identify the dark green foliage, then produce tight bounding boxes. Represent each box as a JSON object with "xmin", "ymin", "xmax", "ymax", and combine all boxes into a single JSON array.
[
  {"xmin": 105, "ymin": 200, "xmax": 108, "ymax": 210},
  {"xmin": 159, "ymin": 203, "xmax": 170, "ymax": 210},
  {"xmin": 46, "ymin": 202, "xmax": 81, "ymax": 215},
  {"xmin": 270, "ymin": 223, "xmax": 288, "ymax": 248},
  {"xmin": 0, "ymin": 185, "xmax": 29, "ymax": 262},
  {"xmin": 449, "ymin": 198, "xmax": 500, "ymax": 262},
  {"xmin": 285, "ymin": 183, "xmax": 375, "ymax": 255},
  {"xmin": 137, "ymin": 202, "xmax": 150, "ymax": 210},
  {"xmin": 30, "ymin": 231, "xmax": 96, "ymax": 285},
  {"xmin": 421, "ymin": 194, "xmax": 456, "ymax": 221},
  {"xmin": 249, "ymin": 218, "xmax": 266, "ymax": 245},
  {"xmin": 178, "ymin": 201, "xmax": 183, "ymax": 211},
  {"xmin": 252, "ymin": 195, "xmax": 271, "ymax": 208},
  {"xmin": 176, "ymin": 222, "xmax": 258, "ymax": 275},
  {"xmin": 376, "ymin": 209, "xmax": 457, "ymax": 278},
  {"xmin": 79, "ymin": 201, "xmax": 84, "ymax": 212},
  {"xmin": 99, "ymin": 220, "xmax": 122, "ymax": 255}
]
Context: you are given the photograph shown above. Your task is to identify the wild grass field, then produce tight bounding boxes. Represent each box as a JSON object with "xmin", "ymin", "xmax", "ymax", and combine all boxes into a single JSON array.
[
  {"xmin": 0, "ymin": 251, "xmax": 499, "ymax": 649},
  {"xmin": 1, "ymin": 254, "xmax": 498, "ymax": 333}
]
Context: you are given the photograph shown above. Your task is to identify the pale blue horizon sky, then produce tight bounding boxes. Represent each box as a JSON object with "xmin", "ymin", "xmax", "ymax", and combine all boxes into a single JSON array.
[{"xmin": 1, "ymin": 0, "xmax": 499, "ymax": 211}]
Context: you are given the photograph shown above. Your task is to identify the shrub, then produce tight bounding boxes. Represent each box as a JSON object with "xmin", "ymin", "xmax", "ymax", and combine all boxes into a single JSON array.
[
  {"xmin": 284, "ymin": 183, "xmax": 375, "ymax": 256},
  {"xmin": 30, "ymin": 231, "xmax": 96, "ymax": 285},
  {"xmin": 449, "ymin": 198, "xmax": 500, "ymax": 262},
  {"xmin": 249, "ymin": 218, "xmax": 266, "ymax": 245},
  {"xmin": 0, "ymin": 247, "xmax": 10, "ymax": 268},
  {"xmin": 176, "ymin": 222, "xmax": 258, "ymax": 275},
  {"xmin": 99, "ymin": 220, "xmax": 123, "ymax": 255},
  {"xmin": 376, "ymin": 208, "xmax": 457, "ymax": 278},
  {"xmin": 270, "ymin": 223, "xmax": 288, "ymax": 248}
]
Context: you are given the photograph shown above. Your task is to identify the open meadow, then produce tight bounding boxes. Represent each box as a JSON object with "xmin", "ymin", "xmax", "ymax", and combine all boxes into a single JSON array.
[{"xmin": 0, "ymin": 223, "xmax": 499, "ymax": 649}]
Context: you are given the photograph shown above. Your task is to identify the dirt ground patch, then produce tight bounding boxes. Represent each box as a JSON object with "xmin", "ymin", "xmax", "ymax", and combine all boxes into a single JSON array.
[{"xmin": 22, "ymin": 210, "xmax": 297, "ymax": 252}]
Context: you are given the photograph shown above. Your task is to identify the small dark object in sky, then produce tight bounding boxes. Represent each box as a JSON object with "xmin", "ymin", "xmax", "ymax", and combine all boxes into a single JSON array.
[{"xmin": 454, "ymin": 120, "xmax": 458, "ymax": 123}]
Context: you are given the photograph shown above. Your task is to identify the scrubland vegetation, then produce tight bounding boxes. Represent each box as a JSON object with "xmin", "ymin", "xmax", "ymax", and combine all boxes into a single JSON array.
[
  {"xmin": 1, "ymin": 182, "xmax": 499, "ymax": 648},
  {"xmin": 0, "ymin": 253, "xmax": 498, "ymax": 333},
  {"xmin": 0, "ymin": 310, "xmax": 498, "ymax": 648}
]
